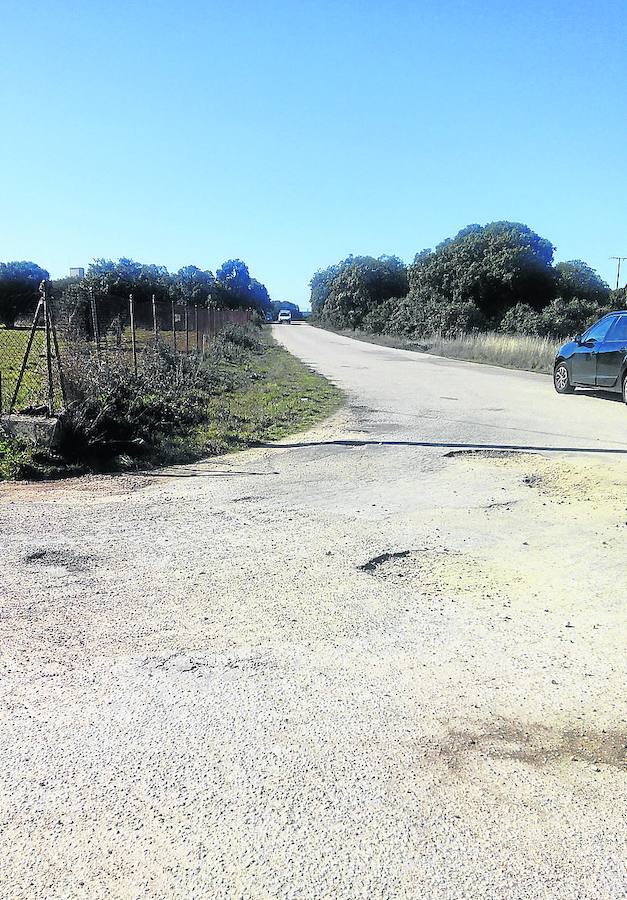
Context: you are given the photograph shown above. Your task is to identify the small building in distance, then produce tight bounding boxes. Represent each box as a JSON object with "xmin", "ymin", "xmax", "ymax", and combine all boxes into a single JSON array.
[{"xmin": 69, "ymin": 267, "xmax": 85, "ymax": 279}]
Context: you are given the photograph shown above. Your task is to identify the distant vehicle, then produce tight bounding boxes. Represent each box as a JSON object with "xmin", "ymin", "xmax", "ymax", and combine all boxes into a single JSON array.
[
  {"xmin": 277, "ymin": 310, "xmax": 292, "ymax": 324},
  {"xmin": 554, "ymin": 311, "xmax": 627, "ymax": 402}
]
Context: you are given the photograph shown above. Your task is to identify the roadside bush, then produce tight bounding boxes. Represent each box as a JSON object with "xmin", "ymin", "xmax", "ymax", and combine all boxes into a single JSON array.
[
  {"xmin": 538, "ymin": 296, "xmax": 609, "ymax": 338},
  {"xmin": 60, "ymin": 341, "xmax": 233, "ymax": 460},
  {"xmin": 499, "ymin": 303, "xmax": 543, "ymax": 335},
  {"xmin": 211, "ymin": 323, "xmax": 262, "ymax": 359},
  {"xmin": 360, "ymin": 298, "xmax": 398, "ymax": 334},
  {"xmin": 388, "ymin": 292, "xmax": 486, "ymax": 337}
]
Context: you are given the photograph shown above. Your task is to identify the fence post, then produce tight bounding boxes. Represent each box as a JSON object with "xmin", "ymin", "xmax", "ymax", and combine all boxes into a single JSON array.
[
  {"xmin": 171, "ymin": 300, "xmax": 177, "ymax": 353},
  {"xmin": 195, "ymin": 305, "xmax": 199, "ymax": 352},
  {"xmin": 42, "ymin": 281, "xmax": 55, "ymax": 416},
  {"xmin": 89, "ymin": 287, "xmax": 101, "ymax": 363},
  {"xmin": 49, "ymin": 295, "xmax": 67, "ymax": 407},
  {"xmin": 185, "ymin": 306, "xmax": 189, "ymax": 354},
  {"xmin": 152, "ymin": 293, "xmax": 158, "ymax": 342},
  {"xmin": 129, "ymin": 292, "xmax": 138, "ymax": 376}
]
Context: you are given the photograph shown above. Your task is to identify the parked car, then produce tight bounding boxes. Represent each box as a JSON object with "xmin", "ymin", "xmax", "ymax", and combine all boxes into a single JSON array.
[
  {"xmin": 554, "ymin": 311, "xmax": 627, "ymax": 402},
  {"xmin": 277, "ymin": 310, "xmax": 292, "ymax": 324}
]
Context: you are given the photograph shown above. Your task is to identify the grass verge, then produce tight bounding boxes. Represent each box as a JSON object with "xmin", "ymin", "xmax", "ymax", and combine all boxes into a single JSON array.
[
  {"xmin": 313, "ymin": 324, "xmax": 558, "ymax": 374},
  {"xmin": 0, "ymin": 327, "xmax": 343, "ymax": 480},
  {"xmin": 196, "ymin": 339, "xmax": 342, "ymax": 454}
]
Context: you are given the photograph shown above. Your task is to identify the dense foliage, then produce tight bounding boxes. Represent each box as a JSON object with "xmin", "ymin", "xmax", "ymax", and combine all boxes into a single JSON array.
[
  {"xmin": 311, "ymin": 222, "xmax": 616, "ymax": 339},
  {"xmin": 0, "ymin": 261, "xmax": 49, "ymax": 327},
  {"xmin": 0, "ymin": 256, "xmax": 275, "ymax": 327},
  {"xmin": 311, "ymin": 255, "xmax": 408, "ymax": 329}
]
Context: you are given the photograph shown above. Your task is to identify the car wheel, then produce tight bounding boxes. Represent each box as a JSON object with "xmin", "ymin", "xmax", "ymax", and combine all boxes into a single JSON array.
[
  {"xmin": 554, "ymin": 362, "xmax": 574, "ymax": 394},
  {"xmin": 622, "ymin": 374, "xmax": 627, "ymax": 406}
]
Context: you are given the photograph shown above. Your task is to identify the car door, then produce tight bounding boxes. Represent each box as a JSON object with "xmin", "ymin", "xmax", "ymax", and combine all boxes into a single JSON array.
[
  {"xmin": 570, "ymin": 316, "xmax": 616, "ymax": 385},
  {"xmin": 596, "ymin": 314, "xmax": 627, "ymax": 388}
]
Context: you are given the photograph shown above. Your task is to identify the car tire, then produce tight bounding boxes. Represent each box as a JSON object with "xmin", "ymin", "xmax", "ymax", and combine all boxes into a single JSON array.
[
  {"xmin": 554, "ymin": 362, "xmax": 574, "ymax": 394},
  {"xmin": 622, "ymin": 374, "xmax": 627, "ymax": 406}
]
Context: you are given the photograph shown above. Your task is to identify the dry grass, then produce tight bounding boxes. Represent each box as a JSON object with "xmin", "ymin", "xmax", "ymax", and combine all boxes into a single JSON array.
[
  {"xmin": 424, "ymin": 332, "xmax": 558, "ymax": 374},
  {"xmin": 314, "ymin": 325, "xmax": 559, "ymax": 375}
]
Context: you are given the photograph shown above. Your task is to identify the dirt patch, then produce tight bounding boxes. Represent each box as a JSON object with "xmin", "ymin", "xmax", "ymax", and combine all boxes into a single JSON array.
[
  {"xmin": 439, "ymin": 720, "xmax": 627, "ymax": 771},
  {"xmin": 456, "ymin": 451, "xmax": 627, "ymax": 509},
  {"xmin": 1, "ymin": 474, "xmax": 150, "ymax": 503},
  {"xmin": 359, "ymin": 548, "xmax": 499, "ymax": 601},
  {"xmin": 24, "ymin": 549, "xmax": 95, "ymax": 572}
]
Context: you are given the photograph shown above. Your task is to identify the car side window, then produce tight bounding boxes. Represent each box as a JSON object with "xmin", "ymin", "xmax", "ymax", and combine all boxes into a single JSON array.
[
  {"xmin": 583, "ymin": 317, "xmax": 616, "ymax": 343},
  {"xmin": 605, "ymin": 315, "xmax": 627, "ymax": 343}
]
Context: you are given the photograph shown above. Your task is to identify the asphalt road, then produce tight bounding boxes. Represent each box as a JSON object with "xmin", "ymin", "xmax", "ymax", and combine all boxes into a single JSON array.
[
  {"xmin": 0, "ymin": 326, "xmax": 625, "ymax": 899},
  {"xmin": 273, "ymin": 324, "xmax": 627, "ymax": 455}
]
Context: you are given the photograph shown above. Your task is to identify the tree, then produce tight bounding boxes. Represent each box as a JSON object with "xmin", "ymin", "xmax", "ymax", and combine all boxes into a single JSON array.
[
  {"xmin": 554, "ymin": 260, "xmax": 610, "ymax": 304},
  {"xmin": 170, "ymin": 265, "xmax": 215, "ymax": 306},
  {"xmin": 248, "ymin": 278, "xmax": 272, "ymax": 314},
  {"xmin": 408, "ymin": 221, "xmax": 556, "ymax": 322},
  {"xmin": 215, "ymin": 259, "xmax": 251, "ymax": 303},
  {"xmin": 0, "ymin": 261, "xmax": 49, "ymax": 327},
  {"xmin": 85, "ymin": 258, "xmax": 171, "ymax": 303},
  {"xmin": 213, "ymin": 259, "xmax": 273, "ymax": 312},
  {"xmin": 310, "ymin": 255, "xmax": 408, "ymax": 328}
]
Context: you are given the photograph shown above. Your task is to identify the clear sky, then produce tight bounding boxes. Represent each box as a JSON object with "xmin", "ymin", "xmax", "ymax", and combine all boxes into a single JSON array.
[{"xmin": 1, "ymin": 0, "xmax": 625, "ymax": 307}]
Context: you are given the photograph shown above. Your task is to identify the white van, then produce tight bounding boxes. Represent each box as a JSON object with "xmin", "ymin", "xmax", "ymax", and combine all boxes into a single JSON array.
[{"xmin": 277, "ymin": 310, "xmax": 292, "ymax": 324}]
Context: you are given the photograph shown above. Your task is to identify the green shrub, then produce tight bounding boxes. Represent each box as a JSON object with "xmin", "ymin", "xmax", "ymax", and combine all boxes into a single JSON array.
[
  {"xmin": 499, "ymin": 303, "xmax": 543, "ymax": 335},
  {"xmin": 388, "ymin": 292, "xmax": 486, "ymax": 337},
  {"xmin": 211, "ymin": 323, "xmax": 262, "ymax": 359},
  {"xmin": 538, "ymin": 297, "xmax": 610, "ymax": 338},
  {"xmin": 60, "ymin": 340, "xmax": 233, "ymax": 460}
]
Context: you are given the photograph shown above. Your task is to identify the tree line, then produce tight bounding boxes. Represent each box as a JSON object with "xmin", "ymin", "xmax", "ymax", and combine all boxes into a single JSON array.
[
  {"xmin": 0, "ymin": 257, "xmax": 275, "ymax": 328},
  {"xmin": 310, "ymin": 222, "xmax": 626, "ymax": 338}
]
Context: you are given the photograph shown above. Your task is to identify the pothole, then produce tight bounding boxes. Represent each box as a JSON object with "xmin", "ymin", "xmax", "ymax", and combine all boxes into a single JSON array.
[
  {"xmin": 358, "ymin": 547, "xmax": 507, "ymax": 603},
  {"xmin": 358, "ymin": 550, "xmax": 412, "ymax": 572},
  {"xmin": 24, "ymin": 549, "xmax": 95, "ymax": 572},
  {"xmin": 443, "ymin": 449, "xmax": 539, "ymax": 459}
]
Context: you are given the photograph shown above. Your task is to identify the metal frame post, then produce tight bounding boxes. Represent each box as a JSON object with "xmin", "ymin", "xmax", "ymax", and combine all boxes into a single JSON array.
[
  {"xmin": 49, "ymin": 295, "xmax": 67, "ymax": 407},
  {"xmin": 152, "ymin": 293, "xmax": 158, "ymax": 342},
  {"xmin": 90, "ymin": 287, "xmax": 101, "ymax": 364},
  {"xmin": 171, "ymin": 300, "xmax": 177, "ymax": 353},
  {"xmin": 8, "ymin": 297, "xmax": 44, "ymax": 413},
  {"xmin": 129, "ymin": 293, "xmax": 138, "ymax": 376},
  {"xmin": 43, "ymin": 282, "xmax": 55, "ymax": 416}
]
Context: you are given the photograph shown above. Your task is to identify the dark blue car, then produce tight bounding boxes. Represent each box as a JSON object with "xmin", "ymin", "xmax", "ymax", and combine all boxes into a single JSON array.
[{"xmin": 554, "ymin": 311, "xmax": 627, "ymax": 402}]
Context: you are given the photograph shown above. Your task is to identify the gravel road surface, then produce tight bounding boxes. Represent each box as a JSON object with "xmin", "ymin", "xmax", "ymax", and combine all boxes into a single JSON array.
[{"xmin": 1, "ymin": 325, "xmax": 625, "ymax": 899}]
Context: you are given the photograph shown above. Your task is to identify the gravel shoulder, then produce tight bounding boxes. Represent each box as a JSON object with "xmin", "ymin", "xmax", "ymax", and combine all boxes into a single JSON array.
[{"xmin": 0, "ymin": 326, "xmax": 625, "ymax": 899}]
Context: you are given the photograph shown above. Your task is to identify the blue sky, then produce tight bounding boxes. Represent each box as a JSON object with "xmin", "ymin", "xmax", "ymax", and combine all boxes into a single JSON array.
[{"xmin": 1, "ymin": 0, "xmax": 625, "ymax": 307}]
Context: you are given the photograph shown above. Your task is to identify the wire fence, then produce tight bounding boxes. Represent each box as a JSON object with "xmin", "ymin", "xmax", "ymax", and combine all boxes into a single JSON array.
[{"xmin": 0, "ymin": 283, "xmax": 254, "ymax": 416}]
